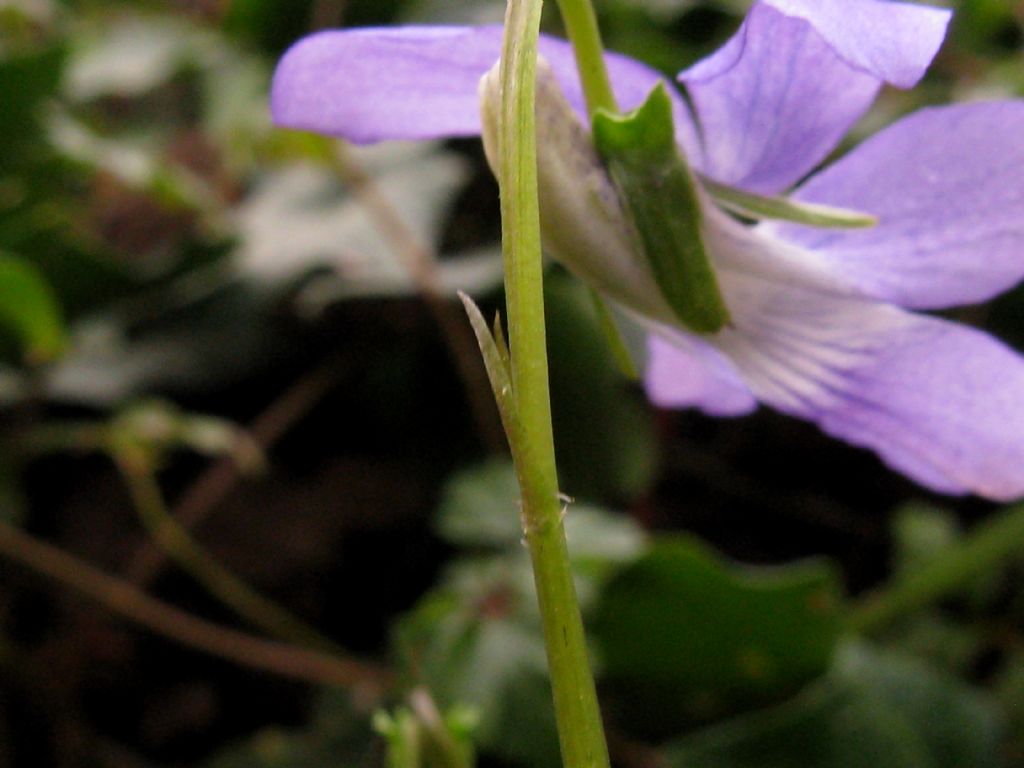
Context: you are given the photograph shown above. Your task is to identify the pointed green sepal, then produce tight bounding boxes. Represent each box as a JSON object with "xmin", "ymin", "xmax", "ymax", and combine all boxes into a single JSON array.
[
  {"xmin": 592, "ymin": 84, "xmax": 730, "ymax": 334},
  {"xmin": 458, "ymin": 292, "xmax": 522, "ymax": 459},
  {"xmin": 700, "ymin": 175, "xmax": 878, "ymax": 229},
  {"xmin": 588, "ymin": 289, "xmax": 640, "ymax": 380}
]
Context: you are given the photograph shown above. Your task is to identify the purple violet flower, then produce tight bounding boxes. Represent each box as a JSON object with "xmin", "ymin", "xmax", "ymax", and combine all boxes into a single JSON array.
[{"xmin": 271, "ymin": 0, "xmax": 1024, "ymax": 501}]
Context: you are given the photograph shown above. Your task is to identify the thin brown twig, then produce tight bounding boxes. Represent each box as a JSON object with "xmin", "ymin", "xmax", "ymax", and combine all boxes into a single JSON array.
[
  {"xmin": 333, "ymin": 143, "xmax": 507, "ymax": 454},
  {"xmin": 117, "ymin": 454, "xmax": 343, "ymax": 654},
  {"xmin": 0, "ymin": 519, "xmax": 394, "ymax": 694},
  {"xmin": 125, "ymin": 361, "xmax": 341, "ymax": 587}
]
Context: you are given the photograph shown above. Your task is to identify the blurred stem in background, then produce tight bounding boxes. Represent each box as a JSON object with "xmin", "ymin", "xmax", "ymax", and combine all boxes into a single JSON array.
[
  {"xmin": 124, "ymin": 360, "xmax": 346, "ymax": 586},
  {"xmin": 0, "ymin": 517, "xmax": 391, "ymax": 692},
  {"xmin": 26, "ymin": 405, "xmax": 348, "ymax": 656},
  {"xmin": 850, "ymin": 503, "xmax": 1024, "ymax": 634},
  {"xmin": 114, "ymin": 450, "xmax": 342, "ymax": 655}
]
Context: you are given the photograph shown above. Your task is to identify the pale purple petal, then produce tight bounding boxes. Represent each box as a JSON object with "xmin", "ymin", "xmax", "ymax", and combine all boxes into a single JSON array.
[
  {"xmin": 714, "ymin": 269, "xmax": 1024, "ymax": 500},
  {"xmin": 762, "ymin": 0, "xmax": 951, "ymax": 88},
  {"xmin": 271, "ymin": 27, "xmax": 502, "ymax": 143},
  {"xmin": 679, "ymin": 1, "xmax": 949, "ymax": 193},
  {"xmin": 271, "ymin": 25, "xmax": 689, "ymax": 145},
  {"xmin": 645, "ymin": 332, "xmax": 758, "ymax": 417},
  {"xmin": 766, "ymin": 101, "xmax": 1024, "ymax": 310}
]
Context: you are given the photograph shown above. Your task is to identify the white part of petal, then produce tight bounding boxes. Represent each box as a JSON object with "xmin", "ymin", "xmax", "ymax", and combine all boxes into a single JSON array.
[
  {"xmin": 645, "ymin": 330, "xmax": 758, "ymax": 416},
  {"xmin": 703, "ymin": 225, "xmax": 1024, "ymax": 500}
]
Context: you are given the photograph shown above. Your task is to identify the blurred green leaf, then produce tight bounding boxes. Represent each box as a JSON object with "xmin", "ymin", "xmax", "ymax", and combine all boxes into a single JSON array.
[
  {"xmin": 0, "ymin": 39, "xmax": 65, "ymax": 171},
  {"xmin": 891, "ymin": 503, "xmax": 960, "ymax": 575},
  {"xmin": 596, "ymin": 2, "xmax": 741, "ymax": 76},
  {"xmin": 665, "ymin": 645, "xmax": 1003, "ymax": 768},
  {"xmin": 953, "ymin": 0, "xmax": 1022, "ymax": 53},
  {"xmin": 435, "ymin": 460, "xmax": 523, "ymax": 548},
  {"xmin": 201, "ymin": 50, "xmax": 276, "ymax": 168},
  {"xmin": 877, "ymin": 503, "xmax": 1009, "ymax": 674},
  {"xmin": 0, "ymin": 252, "xmax": 65, "ymax": 362},
  {"xmin": 398, "ymin": 461, "xmax": 645, "ymax": 767},
  {"xmin": 847, "ymin": 646, "xmax": 1003, "ymax": 767},
  {"xmin": 15, "ymin": 237, "xmax": 138, "ymax": 319},
  {"xmin": 594, "ymin": 536, "xmax": 843, "ymax": 732},
  {"xmin": 994, "ymin": 649, "xmax": 1024, "ymax": 764},
  {"xmin": 374, "ymin": 690, "xmax": 478, "ymax": 768},
  {"xmin": 892, "ymin": 505, "xmax": 1003, "ymax": 606},
  {"xmin": 223, "ymin": 0, "xmax": 316, "ymax": 53},
  {"xmin": 880, "ymin": 614, "xmax": 984, "ymax": 678},
  {"xmin": 435, "ymin": 460, "xmax": 646, "ymax": 569}
]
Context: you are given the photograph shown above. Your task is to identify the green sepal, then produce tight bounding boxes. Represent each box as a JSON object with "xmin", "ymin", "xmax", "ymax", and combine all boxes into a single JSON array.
[
  {"xmin": 587, "ymin": 289, "xmax": 640, "ymax": 380},
  {"xmin": 592, "ymin": 84, "xmax": 730, "ymax": 334},
  {"xmin": 701, "ymin": 175, "xmax": 878, "ymax": 229}
]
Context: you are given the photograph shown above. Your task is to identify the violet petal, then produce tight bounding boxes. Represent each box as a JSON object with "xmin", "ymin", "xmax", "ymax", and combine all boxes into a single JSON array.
[
  {"xmin": 763, "ymin": 0, "xmax": 951, "ymax": 88},
  {"xmin": 767, "ymin": 101, "xmax": 1024, "ymax": 310},
  {"xmin": 680, "ymin": 0, "xmax": 948, "ymax": 193},
  {"xmin": 271, "ymin": 25, "xmax": 687, "ymax": 145},
  {"xmin": 714, "ymin": 269, "xmax": 1024, "ymax": 500},
  {"xmin": 645, "ymin": 332, "xmax": 758, "ymax": 417}
]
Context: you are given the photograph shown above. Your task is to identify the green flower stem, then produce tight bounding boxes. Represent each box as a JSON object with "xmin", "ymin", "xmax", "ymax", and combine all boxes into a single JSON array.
[
  {"xmin": 497, "ymin": 2, "xmax": 610, "ymax": 767},
  {"xmin": 553, "ymin": 0, "xmax": 618, "ymax": 116},
  {"xmin": 849, "ymin": 504, "xmax": 1024, "ymax": 635},
  {"xmin": 116, "ymin": 452, "xmax": 342, "ymax": 657}
]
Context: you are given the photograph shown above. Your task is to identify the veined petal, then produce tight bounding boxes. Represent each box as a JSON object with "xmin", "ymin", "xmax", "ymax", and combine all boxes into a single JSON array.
[
  {"xmin": 767, "ymin": 101, "xmax": 1024, "ymax": 310},
  {"xmin": 271, "ymin": 26, "xmax": 503, "ymax": 143},
  {"xmin": 645, "ymin": 331, "xmax": 757, "ymax": 417},
  {"xmin": 711, "ymin": 265, "xmax": 1024, "ymax": 501},
  {"xmin": 271, "ymin": 25, "xmax": 687, "ymax": 144},
  {"xmin": 679, "ymin": 0, "xmax": 949, "ymax": 193},
  {"xmin": 762, "ymin": 0, "xmax": 951, "ymax": 88}
]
